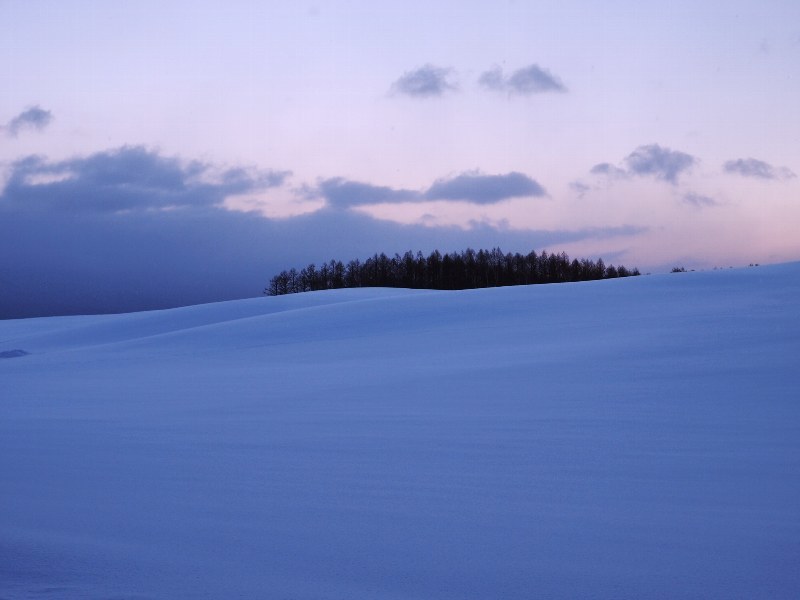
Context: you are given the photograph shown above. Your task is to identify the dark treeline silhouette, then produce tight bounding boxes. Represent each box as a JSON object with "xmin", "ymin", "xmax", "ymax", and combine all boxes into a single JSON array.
[{"xmin": 265, "ymin": 248, "xmax": 640, "ymax": 296}]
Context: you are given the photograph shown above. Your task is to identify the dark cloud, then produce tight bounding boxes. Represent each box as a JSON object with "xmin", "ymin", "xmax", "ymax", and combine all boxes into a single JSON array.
[
  {"xmin": 682, "ymin": 192, "xmax": 717, "ymax": 208},
  {"xmin": 3, "ymin": 106, "xmax": 53, "ymax": 137},
  {"xmin": 391, "ymin": 64, "xmax": 457, "ymax": 97},
  {"xmin": 318, "ymin": 178, "xmax": 421, "ymax": 208},
  {"xmin": 4, "ymin": 146, "xmax": 288, "ymax": 214},
  {"xmin": 722, "ymin": 158, "xmax": 796, "ymax": 180},
  {"xmin": 479, "ymin": 64, "xmax": 566, "ymax": 94},
  {"xmin": 624, "ymin": 144, "xmax": 696, "ymax": 184},
  {"xmin": 0, "ymin": 149, "xmax": 642, "ymax": 319},
  {"xmin": 315, "ymin": 171, "xmax": 545, "ymax": 208},
  {"xmin": 425, "ymin": 172, "xmax": 545, "ymax": 203}
]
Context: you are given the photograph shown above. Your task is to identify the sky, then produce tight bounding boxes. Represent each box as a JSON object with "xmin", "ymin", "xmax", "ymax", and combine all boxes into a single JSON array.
[{"xmin": 1, "ymin": 0, "xmax": 799, "ymax": 317}]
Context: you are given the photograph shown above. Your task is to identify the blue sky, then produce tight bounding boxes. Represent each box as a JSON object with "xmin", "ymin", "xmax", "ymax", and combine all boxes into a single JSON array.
[{"xmin": 2, "ymin": 0, "xmax": 799, "ymax": 316}]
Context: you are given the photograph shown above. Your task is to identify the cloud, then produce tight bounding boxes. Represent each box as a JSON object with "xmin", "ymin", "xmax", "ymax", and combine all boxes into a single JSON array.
[
  {"xmin": 314, "ymin": 171, "xmax": 546, "ymax": 208},
  {"xmin": 3, "ymin": 146, "xmax": 289, "ymax": 214},
  {"xmin": 391, "ymin": 64, "xmax": 457, "ymax": 97},
  {"xmin": 624, "ymin": 144, "xmax": 696, "ymax": 184},
  {"xmin": 318, "ymin": 178, "xmax": 421, "ymax": 208},
  {"xmin": 722, "ymin": 158, "xmax": 796, "ymax": 180},
  {"xmin": 477, "ymin": 67, "xmax": 505, "ymax": 90},
  {"xmin": 0, "ymin": 149, "xmax": 640, "ymax": 319},
  {"xmin": 3, "ymin": 106, "xmax": 53, "ymax": 137},
  {"xmin": 589, "ymin": 144, "xmax": 697, "ymax": 187},
  {"xmin": 425, "ymin": 171, "xmax": 546, "ymax": 203},
  {"xmin": 479, "ymin": 64, "xmax": 566, "ymax": 94},
  {"xmin": 590, "ymin": 163, "xmax": 628, "ymax": 178},
  {"xmin": 570, "ymin": 181, "xmax": 591, "ymax": 197},
  {"xmin": 682, "ymin": 192, "xmax": 717, "ymax": 208}
]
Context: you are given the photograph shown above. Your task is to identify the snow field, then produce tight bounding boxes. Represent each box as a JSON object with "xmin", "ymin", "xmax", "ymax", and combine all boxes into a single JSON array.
[{"xmin": 2, "ymin": 264, "xmax": 799, "ymax": 598}]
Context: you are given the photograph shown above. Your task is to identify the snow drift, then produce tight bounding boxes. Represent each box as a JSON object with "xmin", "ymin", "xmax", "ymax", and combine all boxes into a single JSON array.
[{"xmin": 2, "ymin": 264, "xmax": 799, "ymax": 599}]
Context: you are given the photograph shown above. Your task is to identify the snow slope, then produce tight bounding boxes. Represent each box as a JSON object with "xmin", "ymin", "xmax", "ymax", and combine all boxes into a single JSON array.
[{"xmin": 2, "ymin": 264, "xmax": 799, "ymax": 599}]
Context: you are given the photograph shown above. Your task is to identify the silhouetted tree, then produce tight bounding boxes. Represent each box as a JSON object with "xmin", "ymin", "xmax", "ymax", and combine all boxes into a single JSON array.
[{"xmin": 265, "ymin": 247, "xmax": 640, "ymax": 296}]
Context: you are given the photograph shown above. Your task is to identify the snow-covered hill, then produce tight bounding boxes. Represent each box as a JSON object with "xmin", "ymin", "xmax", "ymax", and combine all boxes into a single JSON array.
[{"xmin": 2, "ymin": 264, "xmax": 799, "ymax": 599}]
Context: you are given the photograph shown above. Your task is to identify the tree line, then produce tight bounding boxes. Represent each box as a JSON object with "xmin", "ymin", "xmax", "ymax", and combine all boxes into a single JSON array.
[{"xmin": 265, "ymin": 248, "xmax": 640, "ymax": 296}]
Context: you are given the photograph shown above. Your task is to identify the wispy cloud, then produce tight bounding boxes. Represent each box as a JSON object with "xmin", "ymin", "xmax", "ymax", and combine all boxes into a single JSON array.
[
  {"xmin": 477, "ymin": 67, "xmax": 505, "ymax": 91},
  {"xmin": 570, "ymin": 181, "xmax": 591, "ymax": 198},
  {"xmin": 723, "ymin": 157, "xmax": 796, "ymax": 180},
  {"xmin": 391, "ymin": 64, "xmax": 457, "ymax": 98},
  {"xmin": 2, "ymin": 106, "xmax": 53, "ymax": 137},
  {"xmin": 590, "ymin": 162, "xmax": 628, "ymax": 178},
  {"xmin": 682, "ymin": 192, "xmax": 717, "ymax": 208},
  {"xmin": 624, "ymin": 144, "xmax": 697, "ymax": 184},
  {"xmin": 479, "ymin": 64, "xmax": 566, "ymax": 95}
]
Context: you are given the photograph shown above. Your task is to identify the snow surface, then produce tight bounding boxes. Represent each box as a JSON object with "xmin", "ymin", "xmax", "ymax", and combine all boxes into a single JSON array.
[{"xmin": 2, "ymin": 264, "xmax": 799, "ymax": 599}]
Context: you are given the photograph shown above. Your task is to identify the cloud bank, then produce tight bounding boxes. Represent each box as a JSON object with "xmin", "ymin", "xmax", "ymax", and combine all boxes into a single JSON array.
[
  {"xmin": 2, "ymin": 106, "xmax": 53, "ymax": 137},
  {"xmin": 391, "ymin": 65, "xmax": 457, "ymax": 97},
  {"xmin": 479, "ymin": 64, "xmax": 566, "ymax": 94},
  {"xmin": 0, "ymin": 148, "xmax": 636, "ymax": 319}
]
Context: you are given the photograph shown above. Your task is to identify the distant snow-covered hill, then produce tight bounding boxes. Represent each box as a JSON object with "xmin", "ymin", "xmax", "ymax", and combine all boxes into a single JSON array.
[{"xmin": 2, "ymin": 264, "xmax": 799, "ymax": 599}]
